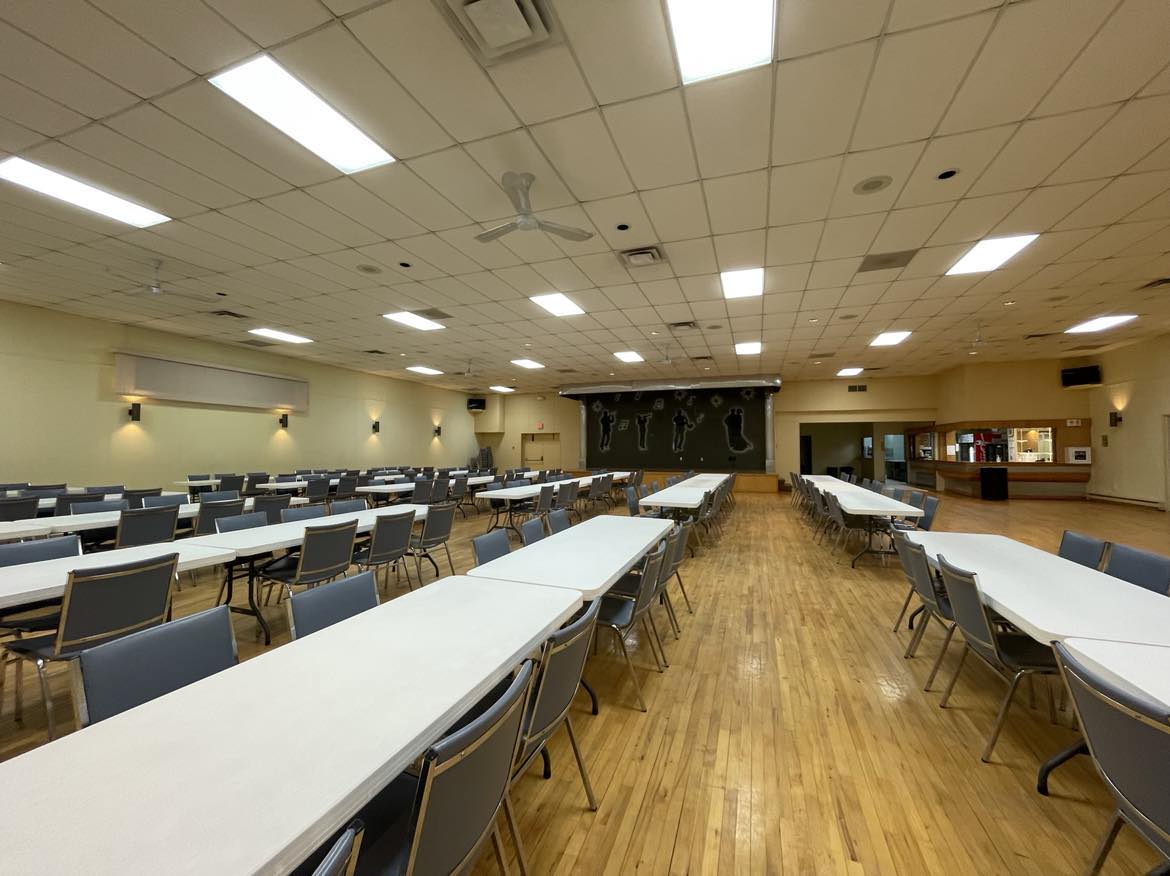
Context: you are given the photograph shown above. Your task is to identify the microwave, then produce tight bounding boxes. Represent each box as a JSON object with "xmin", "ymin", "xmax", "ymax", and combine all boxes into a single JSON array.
[{"xmin": 1065, "ymin": 446, "xmax": 1092, "ymax": 464}]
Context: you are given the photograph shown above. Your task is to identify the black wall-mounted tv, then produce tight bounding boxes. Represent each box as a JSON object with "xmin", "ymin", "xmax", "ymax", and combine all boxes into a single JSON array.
[{"xmin": 1061, "ymin": 365, "xmax": 1101, "ymax": 388}]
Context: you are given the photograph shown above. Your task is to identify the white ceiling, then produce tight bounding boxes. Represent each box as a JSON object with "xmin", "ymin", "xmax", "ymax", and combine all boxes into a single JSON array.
[{"xmin": 1, "ymin": 0, "xmax": 1169, "ymax": 392}]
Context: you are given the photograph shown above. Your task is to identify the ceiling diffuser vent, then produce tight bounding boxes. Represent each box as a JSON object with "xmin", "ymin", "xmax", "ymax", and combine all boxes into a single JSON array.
[
  {"xmin": 619, "ymin": 246, "xmax": 665, "ymax": 267},
  {"xmin": 210, "ymin": 309, "xmax": 248, "ymax": 319},
  {"xmin": 668, "ymin": 320, "xmax": 698, "ymax": 332},
  {"xmin": 858, "ymin": 250, "xmax": 917, "ymax": 272},
  {"xmin": 1139, "ymin": 277, "xmax": 1170, "ymax": 289},
  {"xmin": 1024, "ymin": 332, "xmax": 1058, "ymax": 340},
  {"xmin": 363, "ymin": 349, "xmax": 387, "ymax": 355},
  {"xmin": 847, "ymin": 384, "xmax": 868, "ymax": 392},
  {"xmin": 240, "ymin": 339, "xmax": 275, "ymax": 348},
  {"xmin": 556, "ymin": 368, "xmax": 576, "ymax": 374},
  {"xmin": 414, "ymin": 307, "xmax": 452, "ymax": 320},
  {"xmin": 439, "ymin": 0, "xmax": 561, "ymax": 65},
  {"xmin": 690, "ymin": 355, "xmax": 713, "ymax": 362},
  {"xmin": 809, "ymin": 351, "xmax": 835, "ymax": 358}
]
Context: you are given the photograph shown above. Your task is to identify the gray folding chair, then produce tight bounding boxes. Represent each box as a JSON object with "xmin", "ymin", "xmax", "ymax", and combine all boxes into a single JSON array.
[
  {"xmin": 353, "ymin": 511, "xmax": 416, "ymax": 591},
  {"xmin": 55, "ymin": 493, "xmax": 105, "ymax": 515},
  {"xmin": 2, "ymin": 552, "xmax": 178, "ymax": 739},
  {"xmin": 287, "ymin": 571, "xmax": 378, "ymax": 639},
  {"xmin": 473, "ymin": 529, "xmax": 511, "ymax": 566},
  {"xmin": 334, "ymin": 475, "xmax": 359, "ymax": 500},
  {"xmin": 85, "ymin": 484, "xmax": 123, "ymax": 495},
  {"xmin": 302, "ymin": 820, "xmax": 364, "ymax": 876},
  {"xmin": 329, "ymin": 498, "xmax": 367, "ymax": 516},
  {"xmin": 193, "ymin": 498, "xmax": 245, "ymax": 537},
  {"xmin": 305, "ymin": 478, "xmax": 331, "ymax": 502},
  {"xmin": 258, "ymin": 519, "xmax": 359, "ymax": 601},
  {"xmin": 893, "ymin": 532, "xmax": 958, "ymax": 691},
  {"xmin": 217, "ymin": 475, "xmax": 245, "ymax": 494},
  {"xmin": 1058, "ymin": 530, "xmax": 1108, "ymax": 569},
  {"xmin": 519, "ymin": 517, "xmax": 545, "ymax": 546},
  {"xmin": 666, "ymin": 518, "xmax": 694, "ymax": 613},
  {"xmin": 547, "ymin": 509, "xmax": 570, "ymax": 534},
  {"xmin": 253, "ymin": 493, "xmax": 292, "ymax": 524},
  {"xmin": 1054, "ymin": 641, "xmax": 1170, "ymax": 875},
  {"xmin": 143, "ymin": 493, "xmax": 185, "ymax": 509},
  {"xmin": 70, "ymin": 498, "xmax": 128, "ymax": 515},
  {"xmin": 408, "ymin": 503, "xmax": 456, "ymax": 583},
  {"xmin": 282, "ymin": 504, "xmax": 328, "ymax": 523},
  {"xmin": 410, "ymin": 479, "xmax": 434, "ymax": 504},
  {"xmin": 1103, "ymin": 543, "xmax": 1170, "ymax": 594},
  {"xmin": 114, "ymin": 505, "xmax": 179, "ymax": 548},
  {"xmin": 0, "ymin": 496, "xmax": 39, "ymax": 521},
  {"xmin": 199, "ymin": 489, "xmax": 240, "ymax": 504},
  {"xmin": 597, "ymin": 543, "xmax": 667, "ymax": 711},
  {"xmin": 74, "ymin": 605, "xmax": 237, "ymax": 727},
  {"xmin": 121, "ymin": 488, "xmax": 163, "ymax": 509}
]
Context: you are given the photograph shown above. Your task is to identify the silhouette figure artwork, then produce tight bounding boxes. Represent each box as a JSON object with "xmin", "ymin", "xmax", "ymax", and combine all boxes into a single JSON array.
[
  {"xmin": 599, "ymin": 409, "xmax": 616, "ymax": 452},
  {"xmin": 724, "ymin": 407, "xmax": 752, "ymax": 453},
  {"xmin": 671, "ymin": 409, "xmax": 696, "ymax": 453},
  {"xmin": 636, "ymin": 412, "xmax": 653, "ymax": 450}
]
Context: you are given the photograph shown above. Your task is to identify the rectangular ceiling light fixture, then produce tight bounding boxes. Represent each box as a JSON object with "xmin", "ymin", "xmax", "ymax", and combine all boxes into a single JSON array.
[
  {"xmin": 383, "ymin": 311, "xmax": 444, "ymax": 331},
  {"xmin": 210, "ymin": 56, "xmax": 393, "ymax": 174},
  {"xmin": 946, "ymin": 234, "xmax": 1038, "ymax": 275},
  {"xmin": 1065, "ymin": 314, "xmax": 1138, "ymax": 333},
  {"xmin": 735, "ymin": 340, "xmax": 762, "ymax": 355},
  {"xmin": 613, "ymin": 351, "xmax": 644, "ymax": 363},
  {"xmin": 406, "ymin": 365, "xmax": 443, "ymax": 375},
  {"xmin": 870, "ymin": 330, "xmax": 912, "ymax": 347},
  {"xmin": 248, "ymin": 327, "xmax": 312, "ymax": 344},
  {"xmin": 0, "ymin": 157, "xmax": 170, "ymax": 227},
  {"xmin": 530, "ymin": 292, "xmax": 584, "ymax": 316},
  {"xmin": 720, "ymin": 266, "xmax": 764, "ymax": 299},
  {"xmin": 490, "ymin": 385, "xmax": 515, "ymax": 393},
  {"xmin": 511, "ymin": 358, "xmax": 545, "ymax": 369},
  {"xmin": 837, "ymin": 367, "xmax": 863, "ymax": 377},
  {"xmin": 665, "ymin": 0, "xmax": 775, "ymax": 84}
]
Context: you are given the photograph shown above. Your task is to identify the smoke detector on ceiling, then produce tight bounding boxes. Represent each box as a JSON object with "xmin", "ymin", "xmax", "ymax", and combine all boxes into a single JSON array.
[
  {"xmin": 439, "ymin": 0, "xmax": 562, "ymax": 65},
  {"xmin": 619, "ymin": 246, "xmax": 665, "ymax": 267}
]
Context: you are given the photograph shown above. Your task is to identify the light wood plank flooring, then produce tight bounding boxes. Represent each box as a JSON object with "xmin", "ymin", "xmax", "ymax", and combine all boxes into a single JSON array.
[{"xmin": 2, "ymin": 492, "xmax": 1168, "ymax": 874}]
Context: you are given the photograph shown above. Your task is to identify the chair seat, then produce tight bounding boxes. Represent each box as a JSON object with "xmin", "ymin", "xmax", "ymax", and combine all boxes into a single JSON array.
[
  {"xmin": 608, "ymin": 571, "xmax": 639, "ymax": 599},
  {"xmin": 3, "ymin": 632, "xmax": 59, "ymax": 659},
  {"xmin": 352, "ymin": 772, "xmax": 416, "ymax": 876},
  {"xmin": 998, "ymin": 633, "xmax": 1058, "ymax": 672},
  {"xmin": 597, "ymin": 594, "xmax": 635, "ymax": 629},
  {"xmin": 0, "ymin": 611, "xmax": 61, "ymax": 634},
  {"xmin": 258, "ymin": 554, "xmax": 299, "ymax": 582}
]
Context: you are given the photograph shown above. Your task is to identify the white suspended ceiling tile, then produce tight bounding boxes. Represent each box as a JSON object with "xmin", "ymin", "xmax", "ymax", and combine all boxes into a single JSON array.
[
  {"xmin": 713, "ymin": 230, "xmax": 766, "ymax": 271},
  {"xmin": 90, "ymin": 0, "xmax": 257, "ymax": 74},
  {"xmin": 552, "ymin": 0, "xmax": 678, "ymax": 104},
  {"xmin": 899, "ymin": 244, "xmax": 969, "ymax": 279},
  {"xmin": 582, "ymin": 193, "xmax": 656, "ymax": 250},
  {"xmin": 777, "ymin": 0, "xmax": 890, "ymax": 60},
  {"xmin": 768, "ymin": 157, "xmax": 841, "ymax": 226},
  {"xmin": 1126, "ymin": 190, "xmax": 1170, "ymax": 222},
  {"xmin": 529, "ymin": 111, "xmax": 632, "ymax": 201},
  {"xmin": 771, "ymin": 41, "xmax": 875, "ymax": 166},
  {"xmin": 896, "ymin": 126, "xmax": 1016, "ymax": 207},
  {"xmin": 871, "ymin": 203, "xmax": 952, "ymax": 252},
  {"xmin": 346, "ymin": 0, "xmax": 517, "ymax": 143},
  {"xmin": 1053, "ymin": 171, "xmax": 1170, "ymax": 230},
  {"xmin": 261, "ymin": 189, "xmax": 383, "ymax": 248},
  {"xmin": 830, "ymin": 142, "xmax": 925, "ymax": 218},
  {"xmin": 406, "ymin": 147, "xmax": 515, "ymax": 221},
  {"xmin": 494, "ymin": 224, "xmax": 566, "ymax": 263},
  {"xmin": 185, "ymin": 211, "xmax": 309, "ymax": 261},
  {"xmin": 766, "ymin": 263, "xmax": 813, "ymax": 294},
  {"xmin": 354, "ymin": 163, "xmax": 471, "ymax": 232},
  {"xmin": 685, "ymin": 67, "xmax": 772, "ymax": 178},
  {"xmin": 0, "ymin": 117, "xmax": 42, "ymax": 153},
  {"xmin": 464, "ymin": 129, "xmax": 575, "ymax": 209},
  {"xmin": 436, "ymin": 227, "xmax": 522, "ymax": 271},
  {"xmin": 397, "ymin": 233, "xmax": 485, "ymax": 275},
  {"xmin": 703, "ymin": 171, "xmax": 768, "ymax": 235},
  {"xmin": 887, "ymin": 0, "xmax": 999, "ymax": 31},
  {"xmin": 939, "ymin": 0, "xmax": 1112, "ymax": 135},
  {"xmin": 202, "ymin": 0, "xmax": 331, "ymax": 47},
  {"xmin": 602, "ymin": 90, "xmax": 698, "ymax": 190},
  {"xmin": 0, "ymin": 75, "xmax": 89, "ymax": 137},
  {"xmin": 1133, "ymin": 140, "xmax": 1170, "ymax": 174},
  {"xmin": 766, "ymin": 222, "xmax": 823, "ymax": 266},
  {"xmin": 1059, "ymin": 220, "xmax": 1170, "ymax": 262},
  {"xmin": 530, "ymin": 258, "xmax": 593, "ymax": 292},
  {"xmin": 639, "ymin": 278, "xmax": 685, "ymax": 306},
  {"xmin": 807, "ymin": 257, "xmax": 861, "ymax": 289},
  {"xmin": 1047, "ymin": 95, "xmax": 1170, "ymax": 184},
  {"xmin": 816, "ymin": 214, "xmax": 883, "ymax": 260},
  {"xmin": 639, "ymin": 183, "xmax": 710, "ymax": 242},
  {"xmin": 352, "ymin": 241, "xmax": 445, "ymax": 280},
  {"xmin": 305, "ymin": 177, "xmax": 427, "ymax": 239},
  {"xmin": 573, "ymin": 253, "xmax": 632, "ymax": 287},
  {"xmin": 273, "ymin": 25, "xmax": 453, "ymax": 160},
  {"xmin": 487, "ymin": 44, "xmax": 594, "ymax": 125},
  {"xmin": 151, "ymin": 221, "xmax": 279, "ymax": 268},
  {"xmin": 927, "ymin": 191, "xmax": 1028, "ymax": 245},
  {"xmin": 1039, "ymin": 0, "xmax": 1170, "ymax": 116},
  {"xmin": 123, "ymin": 228, "xmax": 245, "ymax": 273},
  {"xmin": 852, "ymin": 14, "xmax": 993, "ymax": 151},
  {"xmin": 662, "ymin": 238, "xmax": 717, "ymax": 276},
  {"xmin": 992, "ymin": 179, "xmax": 1108, "ymax": 234},
  {"xmin": 1142, "ymin": 65, "xmax": 1170, "ymax": 97}
]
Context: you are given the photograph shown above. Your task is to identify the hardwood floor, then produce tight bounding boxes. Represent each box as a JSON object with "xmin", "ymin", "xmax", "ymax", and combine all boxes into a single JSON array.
[{"xmin": 2, "ymin": 491, "xmax": 1168, "ymax": 873}]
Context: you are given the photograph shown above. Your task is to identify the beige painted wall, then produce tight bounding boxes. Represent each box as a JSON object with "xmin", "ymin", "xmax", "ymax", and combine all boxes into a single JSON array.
[
  {"xmin": 934, "ymin": 361, "xmax": 1091, "ymax": 423},
  {"xmin": 0, "ymin": 300, "xmax": 480, "ymax": 487},
  {"xmin": 475, "ymin": 392, "xmax": 582, "ymax": 471}
]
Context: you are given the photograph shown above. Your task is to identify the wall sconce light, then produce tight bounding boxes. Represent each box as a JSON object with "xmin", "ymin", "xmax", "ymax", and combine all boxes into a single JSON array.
[
  {"xmin": 1109, "ymin": 411, "xmax": 1123, "ymax": 427},
  {"xmin": 433, "ymin": 425, "xmax": 442, "ymax": 438},
  {"xmin": 127, "ymin": 402, "xmax": 141, "ymax": 422},
  {"xmin": 278, "ymin": 413, "xmax": 289, "ymax": 428},
  {"xmin": 372, "ymin": 420, "xmax": 380, "ymax": 434}
]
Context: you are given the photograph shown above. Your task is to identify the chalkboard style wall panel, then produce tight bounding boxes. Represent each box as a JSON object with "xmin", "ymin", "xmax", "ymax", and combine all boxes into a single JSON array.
[{"xmin": 584, "ymin": 387, "xmax": 767, "ymax": 470}]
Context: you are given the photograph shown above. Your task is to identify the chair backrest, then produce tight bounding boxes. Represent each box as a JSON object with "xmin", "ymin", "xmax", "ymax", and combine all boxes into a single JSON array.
[
  {"xmin": 287, "ymin": 571, "xmax": 378, "ymax": 640},
  {"xmin": 296, "ymin": 469, "xmax": 313, "ymax": 476},
  {"xmin": 329, "ymin": 499, "xmax": 367, "ymax": 516},
  {"xmin": 216, "ymin": 511, "xmax": 268, "ymax": 534},
  {"xmin": 557, "ymin": 480, "xmax": 579, "ymax": 510},
  {"xmin": 199, "ymin": 490, "xmax": 240, "ymax": 504},
  {"xmin": 72, "ymin": 498, "xmax": 129, "ymax": 515},
  {"xmin": 548, "ymin": 509, "xmax": 570, "ymax": 534},
  {"xmin": 1103, "ymin": 543, "xmax": 1170, "ymax": 595},
  {"xmin": 472, "ymin": 529, "xmax": 511, "ymax": 565},
  {"xmin": 246, "ymin": 472, "xmax": 269, "ymax": 486},
  {"xmin": 252, "ymin": 493, "xmax": 292, "ymax": 525},
  {"xmin": 24, "ymin": 483, "xmax": 67, "ymax": 497},
  {"xmin": 55, "ymin": 553, "xmax": 178, "ymax": 657},
  {"xmin": 115, "ymin": 505, "xmax": 179, "ymax": 548},
  {"xmin": 56, "ymin": 492, "xmax": 105, "ymax": 515},
  {"xmin": 0, "ymin": 481, "xmax": 29, "ymax": 491},
  {"xmin": 917, "ymin": 495, "xmax": 941, "ymax": 531},
  {"xmin": 0, "ymin": 496, "xmax": 39, "ymax": 521},
  {"xmin": 310, "ymin": 821, "xmax": 364, "ymax": 876},
  {"xmin": 187, "ymin": 474, "xmax": 209, "ymax": 481},
  {"xmin": 305, "ymin": 479, "xmax": 331, "ymax": 501},
  {"xmin": 410, "ymin": 480, "xmax": 433, "ymax": 504},
  {"xmin": 906, "ymin": 491, "xmax": 925, "ymax": 508},
  {"xmin": 282, "ymin": 504, "xmax": 328, "ymax": 523},
  {"xmin": 533, "ymin": 484, "xmax": 554, "ymax": 514},
  {"xmin": 624, "ymin": 485, "xmax": 640, "ymax": 516},
  {"xmin": 275, "ymin": 474, "xmax": 298, "ymax": 483},
  {"xmin": 120, "ymin": 488, "xmax": 163, "ymax": 510},
  {"xmin": 419, "ymin": 503, "xmax": 456, "ymax": 547},
  {"xmin": 520, "ymin": 517, "xmax": 545, "ymax": 546},
  {"xmin": 937, "ymin": 555, "xmax": 997, "ymax": 663},
  {"xmin": 0, "ymin": 534, "xmax": 81, "ymax": 567},
  {"xmin": 1053, "ymin": 641, "xmax": 1170, "ymax": 857},
  {"xmin": 336, "ymin": 475, "xmax": 358, "ymax": 496},
  {"xmin": 630, "ymin": 544, "xmax": 667, "ymax": 619},
  {"xmin": 1058, "ymin": 530, "xmax": 1108, "ymax": 570},
  {"xmin": 195, "ymin": 499, "xmax": 245, "ymax": 535},
  {"xmin": 85, "ymin": 484, "xmax": 123, "ymax": 494},
  {"xmin": 892, "ymin": 532, "xmax": 943, "ymax": 613},
  {"xmin": 406, "ymin": 661, "xmax": 533, "ymax": 875},
  {"xmin": 75, "ymin": 605, "xmax": 237, "ymax": 727},
  {"xmin": 294, "ymin": 520, "xmax": 359, "ymax": 585},
  {"xmin": 217, "ymin": 475, "xmax": 245, "ymax": 493},
  {"xmin": 450, "ymin": 477, "xmax": 467, "ymax": 498},
  {"xmin": 364, "ymin": 512, "xmax": 415, "ymax": 565},
  {"xmin": 143, "ymin": 493, "xmax": 185, "ymax": 509},
  {"xmin": 669, "ymin": 519, "xmax": 690, "ymax": 574},
  {"xmin": 524, "ymin": 600, "xmax": 601, "ymax": 750}
]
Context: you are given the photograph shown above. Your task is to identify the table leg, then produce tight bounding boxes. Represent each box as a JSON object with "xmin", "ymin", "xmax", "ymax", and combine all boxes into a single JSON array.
[
  {"xmin": 580, "ymin": 678, "xmax": 600, "ymax": 715},
  {"xmin": 1036, "ymin": 738, "xmax": 1088, "ymax": 795},
  {"xmin": 224, "ymin": 557, "xmax": 273, "ymax": 646}
]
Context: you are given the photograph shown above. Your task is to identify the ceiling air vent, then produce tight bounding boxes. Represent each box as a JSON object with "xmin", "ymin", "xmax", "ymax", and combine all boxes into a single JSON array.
[
  {"xmin": 690, "ymin": 355, "xmax": 713, "ymax": 362},
  {"xmin": 847, "ymin": 384, "xmax": 868, "ymax": 392},
  {"xmin": 619, "ymin": 246, "xmax": 665, "ymax": 267},
  {"xmin": 210, "ymin": 309, "xmax": 249, "ymax": 319},
  {"xmin": 363, "ymin": 349, "xmax": 387, "ymax": 355},
  {"xmin": 858, "ymin": 249, "xmax": 918, "ymax": 272},
  {"xmin": 414, "ymin": 307, "xmax": 452, "ymax": 320},
  {"xmin": 1139, "ymin": 277, "xmax": 1170, "ymax": 289},
  {"xmin": 240, "ymin": 339, "xmax": 274, "ymax": 348},
  {"xmin": 1024, "ymin": 332, "xmax": 1058, "ymax": 340},
  {"xmin": 556, "ymin": 368, "xmax": 576, "ymax": 374},
  {"xmin": 439, "ymin": 0, "xmax": 561, "ymax": 65},
  {"xmin": 809, "ymin": 351, "xmax": 835, "ymax": 358},
  {"xmin": 668, "ymin": 320, "xmax": 698, "ymax": 333}
]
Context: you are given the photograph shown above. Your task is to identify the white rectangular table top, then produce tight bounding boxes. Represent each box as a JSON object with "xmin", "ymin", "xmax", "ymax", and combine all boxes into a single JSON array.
[
  {"xmin": 26, "ymin": 496, "xmax": 307, "ymax": 534},
  {"xmin": 0, "ymin": 575, "xmax": 581, "ymax": 875},
  {"xmin": 491, "ymin": 471, "xmax": 629, "ymax": 502},
  {"xmin": 640, "ymin": 473, "xmax": 731, "ymax": 510},
  {"xmin": 905, "ymin": 532, "xmax": 1170, "ymax": 646},
  {"xmin": 186, "ymin": 506, "xmax": 427, "ymax": 557},
  {"xmin": 0, "ymin": 519, "xmax": 55, "ymax": 540},
  {"xmin": 467, "ymin": 514, "xmax": 673, "ymax": 599},
  {"xmin": 33, "ymin": 490, "xmax": 187, "ymax": 512},
  {"xmin": 0, "ymin": 543, "xmax": 235, "ymax": 610},
  {"xmin": 253, "ymin": 480, "xmax": 309, "ymax": 491},
  {"xmin": 805, "ymin": 475, "xmax": 924, "ymax": 518},
  {"xmin": 1063, "ymin": 638, "xmax": 1170, "ymax": 710},
  {"xmin": 174, "ymin": 479, "xmax": 220, "ymax": 488}
]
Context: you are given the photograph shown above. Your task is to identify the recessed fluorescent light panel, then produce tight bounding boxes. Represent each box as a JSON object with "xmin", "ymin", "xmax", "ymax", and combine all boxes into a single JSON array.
[
  {"xmin": 248, "ymin": 327, "xmax": 312, "ymax": 344},
  {"xmin": 511, "ymin": 359, "xmax": 545, "ymax": 369},
  {"xmin": 383, "ymin": 311, "xmax": 444, "ymax": 331},
  {"xmin": 530, "ymin": 293, "xmax": 584, "ymax": 317},
  {"xmin": 1065, "ymin": 314, "xmax": 1138, "ymax": 334},
  {"xmin": 210, "ymin": 56, "xmax": 393, "ymax": 174},
  {"xmin": 665, "ymin": 0, "xmax": 774, "ymax": 84},
  {"xmin": 614, "ymin": 351, "xmax": 644, "ymax": 363},
  {"xmin": 735, "ymin": 341, "xmax": 762, "ymax": 355},
  {"xmin": 837, "ymin": 367, "xmax": 863, "ymax": 377},
  {"xmin": 489, "ymin": 385, "xmax": 514, "ymax": 393},
  {"xmin": 406, "ymin": 365, "xmax": 443, "ymax": 375},
  {"xmin": 870, "ymin": 331, "xmax": 912, "ymax": 347},
  {"xmin": 720, "ymin": 267, "xmax": 764, "ymax": 299},
  {"xmin": 946, "ymin": 234, "xmax": 1038, "ymax": 275},
  {"xmin": 0, "ymin": 157, "xmax": 170, "ymax": 227}
]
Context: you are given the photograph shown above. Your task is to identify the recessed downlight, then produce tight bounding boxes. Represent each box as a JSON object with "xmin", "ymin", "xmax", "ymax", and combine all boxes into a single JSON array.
[
  {"xmin": 853, "ymin": 175, "xmax": 892, "ymax": 195},
  {"xmin": 937, "ymin": 169, "xmax": 959, "ymax": 180}
]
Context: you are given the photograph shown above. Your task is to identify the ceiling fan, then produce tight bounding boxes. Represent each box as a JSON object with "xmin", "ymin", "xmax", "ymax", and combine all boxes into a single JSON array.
[
  {"xmin": 475, "ymin": 172, "xmax": 594, "ymax": 243},
  {"xmin": 120, "ymin": 259, "xmax": 222, "ymax": 304}
]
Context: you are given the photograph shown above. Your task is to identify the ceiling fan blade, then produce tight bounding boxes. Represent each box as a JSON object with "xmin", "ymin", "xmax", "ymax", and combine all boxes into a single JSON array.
[
  {"xmin": 536, "ymin": 219, "xmax": 594, "ymax": 242},
  {"xmin": 475, "ymin": 220, "xmax": 521, "ymax": 242},
  {"xmin": 500, "ymin": 171, "xmax": 534, "ymax": 215}
]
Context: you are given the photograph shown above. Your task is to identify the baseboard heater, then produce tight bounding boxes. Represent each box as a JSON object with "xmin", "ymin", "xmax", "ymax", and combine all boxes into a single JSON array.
[
  {"xmin": 1087, "ymin": 492, "xmax": 1165, "ymax": 510},
  {"xmin": 114, "ymin": 352, "xmax": 309, "ymax": 412}
]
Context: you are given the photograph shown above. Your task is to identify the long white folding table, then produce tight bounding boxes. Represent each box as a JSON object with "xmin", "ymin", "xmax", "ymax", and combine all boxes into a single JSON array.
[
  {"xmin": 0, "ymin": 519, "xmax": 55, "ymax": 541},
  {"xmin": 638, "ymin": 473, "xmax": 729, "ymax": 512},
  {"xmin": 11, "ymin": 497, "xmax": 307, "ymax": 535},
  {"xmin": 19, "ymin": 490, "xmax": 187, "ymax": 513},
  {"xmin": 487, "ymin": 472, "xmax": 630, "ymax": 536},
  {"xmin": 0, "ymin": 542, "xmax": 236, "ymax": 611},
  {"xmin": 186, "ymin": 505, "xmax": 428, "ymax": 644},
  {"xmin": 806, "ymin": 474, "xmax": 923, "ymax": 566},
  {"xmin": 1063, "ymin": 638, "xmax": 1170, "ymax": 709},
  {"xmin": 0, "ymin": 575, "xmax": 580, "ymax": 875}
]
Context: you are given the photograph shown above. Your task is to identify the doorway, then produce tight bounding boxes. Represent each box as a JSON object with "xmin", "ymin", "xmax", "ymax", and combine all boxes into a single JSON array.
[
  {"xmin": 522, "ymin": 432, "xmax": 561, "ymax": 470},
  {"xmin": 799, "ymin": 435, "xmax": 812, "ymax": 475}
]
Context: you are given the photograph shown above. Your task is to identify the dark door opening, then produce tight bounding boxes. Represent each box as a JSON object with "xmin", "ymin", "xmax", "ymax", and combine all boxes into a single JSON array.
[{"xmin": 799, "ymin": 435, "xmax": 812, "ymax": 475}]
